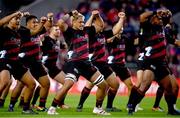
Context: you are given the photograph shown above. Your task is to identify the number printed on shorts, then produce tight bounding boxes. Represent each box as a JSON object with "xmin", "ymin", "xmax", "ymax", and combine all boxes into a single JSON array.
[
  {"xmin": 138, "ymin": 46, "xmax": 152, "ymax": 60},
  {"xmin": 0, "ymin": 50, "xmax": 7, "ymax": 59},
  {"xmin": 138, "ymin": 52, "xmax": 144, "ymax": 61},
  {"xmin": 42, "ymin": 55, "xmax": 48, "ymax": 63},
  {"xmin": 145, "ymin": 46, "xmax": 152, "ymax": 56},
  {"xmin": 67, "ymin": 51, "xmax": 73, "ymax": 59},
  {"xmin": 107, "ymin": 56, "xmax": 114, "ymax": 64},
  {"xmin": 88, "ymin": 53, "xmax": 93, "ymax": 61}
]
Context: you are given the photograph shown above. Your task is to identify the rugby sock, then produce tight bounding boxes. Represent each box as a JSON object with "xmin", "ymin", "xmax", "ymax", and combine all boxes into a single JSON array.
[
  {"xmin": 173, "ymin": 95, "xmax": 178, "ymax": 105},
  {"xmin": 127, "ymin": 86, "xmax": 144, "ymax": 110},
  {"xmin": 173, "ymin": 95, "xmax": 178, "ymax": 109},
  {"xmin": 106, "ymin": 88, "xmax": 117, "ymax": 108},
  {"xmin": 164, "ymin": 93, "xmax": 174, "ymax": 112},
  {"xmin": 78, "ymin": 87, "xmax": 91, "ymax": 106},
  {"xmin": 96, "ymin": 99, "xmax": 103, "ymax": 108},
  {"xmin": 52, "ymin": 98, "xmax": 59, "ymax": 108},
  {"xmin": 153, "ymin": 86, "xmax": 164, "ymax": 108},
  {"xmin": 173, "ymin": 88, "xmax": 178, "ymax": 105},
  {"xmin": 0, "ymin": 99, "xmax": 5, "ymax": 107},
  {"xmin": 127, "ymin": 86, "xmax": 137, "ymax": 105},
  {"xmin": 134, "ymin": 88, "xmax": 144, "ymax": 106},
  {"xmin": 19, "ymin": 96, "xmax": 24, "ymax": 107},
  {"xmin": 39, "ymin": 98, "xmax": 46, "ymax": 107},
  {"xmin": 23, "ymin": 102, "xmax": 30, "ymax": 111},
  {"xmin": 9, "ymin": 97, "xmax": 18, "ymax": 107},
  {"xmin": 31, "ymin": 86, "xmax": 40, "ymax": 105},
  {"xmin": 59, "ymin": 94, "xmax": 66, "ymax": 106}
]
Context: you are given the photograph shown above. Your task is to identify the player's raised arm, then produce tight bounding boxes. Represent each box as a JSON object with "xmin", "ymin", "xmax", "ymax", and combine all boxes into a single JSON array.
[
  {"xmin": 85, "ymin": 10, "xmax": 100, "ymax": 26},
  {"xmin": 112, "ymin": 12, "xmax": 125, "ymax": 35},
  {"xmin": 43, "ymin": 12, "xmax": 54, "ymax": 31},
  {"xmin": 0, "ymin": 11, "xmax": 22, "ymax": 26},
  {"xmin": 57, "ymin": 10, "xmax": 78, "ymax": 32}
]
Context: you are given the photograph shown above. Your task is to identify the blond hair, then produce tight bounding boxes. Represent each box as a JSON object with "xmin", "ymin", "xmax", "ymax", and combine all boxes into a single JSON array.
[{"xmin": 71, "ymin": 13, "xmax": 85, "ymax": 22}]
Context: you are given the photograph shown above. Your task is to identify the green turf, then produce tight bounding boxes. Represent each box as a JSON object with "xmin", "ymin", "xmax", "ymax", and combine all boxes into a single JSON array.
[{"xmin": 0, "ymin": 93, "xmax": 179, "ymax": 118}]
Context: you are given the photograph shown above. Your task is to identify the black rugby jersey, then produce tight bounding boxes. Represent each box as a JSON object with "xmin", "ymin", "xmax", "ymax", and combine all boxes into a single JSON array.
[
  {"xmin": 0, "ymin": 26, "xmax": 21, "ymax": 61},
  {"xmin": 41, "ymin": 36, "xmax": 60, "ymax": 66},
  {"xmin": 89, "ymin": 29, "xmax": 113, "ymax": 62},
  {"xmin": 164, "ymin": 25, "xmax": 176, "ymax": 44},
  {"xmin": 63, "ymin": 26, "xmax": 95, "ymax": 61},
  {"xmin": 0, "ymin": 27, "xmax": 5, "ymax": 62},
  {"xmin": 18, "ymin": 26, "xmax": 46, "ymax": 61},
  {"xmin": 107, "ymin": 35, "xmax": 127, "ymax": 64},
  {"xmin": 138, "ymin": 21, "xmax": 167, "ymax": 61}
]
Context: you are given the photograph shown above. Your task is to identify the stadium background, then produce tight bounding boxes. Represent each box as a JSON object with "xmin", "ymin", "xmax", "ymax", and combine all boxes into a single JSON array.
[{"xmin": 1, "ymin": 0, "xmax": 180, "ymax": 97}]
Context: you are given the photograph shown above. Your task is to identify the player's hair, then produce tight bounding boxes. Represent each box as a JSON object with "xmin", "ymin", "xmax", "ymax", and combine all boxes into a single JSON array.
[
  {"xmin": 25, "ymin": 15, "xmax": 37, "ymax": 24},
  {"xmin": 71, "ymin": 13, "xmax": 84, "ymax": 22},
  {"xmin": 49, "ymin": 24, "xmax": 59, "ymax": 32}
]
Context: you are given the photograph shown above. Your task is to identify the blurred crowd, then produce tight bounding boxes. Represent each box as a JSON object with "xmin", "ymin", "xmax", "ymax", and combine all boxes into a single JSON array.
[{"xmin": 56, "ymin": 0, "xmax": 180, "ymax": 77}]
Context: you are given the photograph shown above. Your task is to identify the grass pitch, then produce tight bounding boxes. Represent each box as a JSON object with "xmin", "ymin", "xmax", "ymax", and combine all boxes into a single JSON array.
[{"xmin": 0, "ymin": 93, "xmax": 179, "ymax": 118}]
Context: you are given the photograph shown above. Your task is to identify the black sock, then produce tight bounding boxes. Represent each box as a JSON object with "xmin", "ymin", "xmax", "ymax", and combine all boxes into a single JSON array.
[
  {"xmin": 31, "ymin": 86, "xmax": 40, "ymax": 105},
  {"xmin": 153, "ymin": 86, "xmax": 164, "ymax": 108},
  {"xmin": 0, "ymin": 99, "xmax": 5, "ymax": 107},
  {"xmin": 78, "ymin": 87, "xmax": 91, "ymax": 106},
  {"xmin": 19, "ymin": 96, "xmax": 24, "ymax": 107},
  {"xmin": 173, "ymin": 96, "xmax": 177, "ymax": 107},
  {"xmin": 134, "ymin": 88, "xmax": 144, "ymax": 106},
  {"xmin": 173, "ymin": 96, "xmax": 177, "ymax": 105},
  {"xmin": 23, "ymin": 102, "xmax": 30, "ymax": 111},
  {"xmin": 164, "ymin": 93, "xmax": 175, "ymax": 112},
  {"xmin": 96, "ymin": 99, "xmax": 103, "ymax": 108},
  {"xmin": 127, "ymin": 86, "xmax": 144, "ymax": 110},
  {"xmin": 51, "ymin": 98, "xmax": 59, "ymax": 108},
  {"xmin": 127, "ymin": 86, "xmax": 137, "ymax": 105},
  {"xmin": 39, "ymin": 98, "xmax": 46, "ymax": 108},
  {"xmin": 59, "ymin": 94, "xmax": 66, "ymax": 106},
  {"xmin": 173, "ymin": 89, "xmax": 178, "ymax": 105},
  {"xmin": 106, "ymin": 88, "xmax": 117, "ymax": 108},
  {"xmin": 9, "ymin": 97, "xmax": 18, "ymax": 108}
]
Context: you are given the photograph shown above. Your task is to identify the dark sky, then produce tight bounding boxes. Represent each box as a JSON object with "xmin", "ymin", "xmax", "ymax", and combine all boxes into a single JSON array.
[{"xmin": 0, "ymin": 0, "xmax": 36, "ymax": 17}]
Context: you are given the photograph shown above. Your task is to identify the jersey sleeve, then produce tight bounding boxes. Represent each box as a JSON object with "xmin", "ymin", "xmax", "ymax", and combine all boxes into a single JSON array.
[
  {"xmin": 165, "ymin": 26, "xmax": 175, "ymax": 44},
  {"xmin": 0, "ymin": 27, "xmax": 4, "ymax": 49},
  {"xmin": 63, "ymin": 27, "xmax": 73, "ymax": 47},
  {"xmin": 0, "ymin": 27, "xmax": 7, "ymax": 49},
  {"xmin": 41, "ymin": 37, "xmax": 51, "ymax": 55},
  {"xmin": 39, "ymin": 26, "xmax": 47, "ymax": 35},
  {"xmin": 103, "ymin": 30, "xmax": 114, "ymax": 39},
  {"xmin": 18, "ymin": 26, "xmax": 31, "ymax": 43},
  {"xmin": 84, "ymin": 26, "xmax": 96, "ymax": 38}
]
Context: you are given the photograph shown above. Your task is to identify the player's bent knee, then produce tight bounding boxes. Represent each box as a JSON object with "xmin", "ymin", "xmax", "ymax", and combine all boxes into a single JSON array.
[
  {"xmin": 65, "ymin": 73, "xmax": 77, "ymax": 83},
  {"xmin": 92, "ymin": 74, "xmax": 104, "ymax": 86}
]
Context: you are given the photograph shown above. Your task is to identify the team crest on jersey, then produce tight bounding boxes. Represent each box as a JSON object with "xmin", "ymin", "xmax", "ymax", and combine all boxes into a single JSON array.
[
  {"xmin": 77, "ymin": 34, "xmax": 88, "ymax": 41},
  {"xmin": 117, "ymin": 44, "xmax": 125, "ymax": 50},
  {"xmin": 53, "ymin": 45, "xmax": 60, "ymax": 52},
  {"xmin": 97, "ymin": 37, "xmax": 105, "ymax": 44},
  {"xmin": 30, "ymin": 37, "xmax": 38, "ymax": 42},
  {"xmin": 30, "ymin": 37, "xmax": 41, "ymax": 45},
  {"xmin": 9, "ymin": 37, "xmax": 21, "ymax": 46},
  {"xmin": 10, "ymin": 37, "xmax": 20, "ymax": 42}
]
